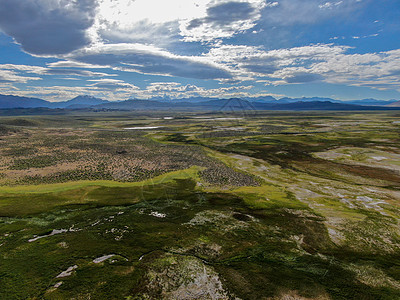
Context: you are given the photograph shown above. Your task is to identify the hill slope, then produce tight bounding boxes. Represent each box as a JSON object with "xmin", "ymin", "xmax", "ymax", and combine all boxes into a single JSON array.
[
  {"xmin": 0, "ymin": 94, "xmax": 50, "ymax": 109},
  {"xmin": 386, "ymin": 101, "xmax": 400, "ymax": 107},
  {"xmin": 55, "ymin": 95, "xmax": 110, "ymax": 109}
]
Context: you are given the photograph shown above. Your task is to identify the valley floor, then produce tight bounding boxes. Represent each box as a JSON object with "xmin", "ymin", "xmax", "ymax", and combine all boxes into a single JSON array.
[{"xmin": 0, "ymin": 110, "xmax": 400, "ymax": 299}]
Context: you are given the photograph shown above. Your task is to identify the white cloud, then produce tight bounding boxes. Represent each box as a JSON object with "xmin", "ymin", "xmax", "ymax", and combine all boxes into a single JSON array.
[
  {"xmin": 319, "ymin": 1, "xmax": 343, "ymax": 9},
  {"xmin": 180, "ymin": 0, "xmax": 268, "ymax": 42},
  {"xmin": 0, "ymin": 63, "xmax": 114, "ymax": 78},
  {"xmin": 93, "ymin": 0, "xmax": 269, "ymax": 44},
  {"xmin": 97, "ymin": 0, "xmax": 207, "ymax": 26},
  {"xmin": 0, "ymin": 83, "xmax": 19, "ymax": 93},
  {"xmin": 47, "ymin": 61, "xmax": 109, "ymax": 69},
  {"xmin": 19, "ymin": 85, "xmax": 134, "ymax": 102},
  {"xmin": 66, "ymin": 43, "xmax": 233, "ymax": 80},
  {"xmin": 14, "ymin": 81, "xmax": 262, "ymax": 102},
  {"xmin": 205, "ymin": 44, "xmax": 400, "ymax": 90},
  {"xmin": 87, "ymin": 78, "xmax": 139, "ymax": 90},
  {"xmin": 96, "ymin": 20, "xmax": 179, "ymax": 46},
  {"xmin": 0, "ymin": 69, "xmax": 42, "ymax": 83},
  {"xmin": 0, "ymin": 0, "xmax": 398, "ymax": 99},
  {"xmin": 266, "ymin": 2, "xmax": 280, "ymax": 8},
  {"xmin": 146, "ymin": 82, "xmax": 187, "ymax": 93},
  {"xmin": 123, "ymin": 81, "xmax": 257, "ymax": 99},
  {"xmin": 43, "ymin": 69, "xmax": 114, "ymax": 77},
  {"xmin": 0, "ymin": 0, "xmax": 367, "ymax": 58},
  {"xmin": 92, "ymin": 0, "xmax": 205, "ymax": 45},
  {"xmin": 0, "ymin": 64, "xmax": 46, "ymax": 73}
]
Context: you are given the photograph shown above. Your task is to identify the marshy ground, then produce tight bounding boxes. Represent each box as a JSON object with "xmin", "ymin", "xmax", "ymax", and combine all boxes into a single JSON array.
[{"xmin": 0, "ymin": 111, "xmax": 400, "ymax": 299}]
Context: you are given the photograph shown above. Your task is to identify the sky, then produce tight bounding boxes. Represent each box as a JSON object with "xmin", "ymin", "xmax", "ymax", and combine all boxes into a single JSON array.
[{"xmin": 0, "ymin": 0, "xmax": 399, "ymax": 102}]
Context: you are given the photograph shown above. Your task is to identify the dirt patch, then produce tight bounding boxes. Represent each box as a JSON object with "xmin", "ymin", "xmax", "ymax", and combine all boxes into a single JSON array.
[{"xmin": 136, "ymin": 253, "xmax": 231, "ymax": 300}]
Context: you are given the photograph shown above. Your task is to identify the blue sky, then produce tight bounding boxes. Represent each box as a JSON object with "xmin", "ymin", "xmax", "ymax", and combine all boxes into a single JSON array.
[{"xmin": 0, "ymin": 0, "xmax": 399, "ymax": 102}]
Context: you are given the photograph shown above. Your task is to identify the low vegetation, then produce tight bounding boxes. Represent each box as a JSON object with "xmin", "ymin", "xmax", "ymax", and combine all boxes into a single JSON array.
[{"xmin": 0, "ymin": 111, "xmax": 399, "ymax": 299}]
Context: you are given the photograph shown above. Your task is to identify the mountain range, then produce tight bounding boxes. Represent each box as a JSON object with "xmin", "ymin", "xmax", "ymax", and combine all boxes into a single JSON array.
[
  {"xmin": 0, "ymin": 93, "xmax": 399, "ymax": 111},
  {"xmin": 0, "ymin": 95, "xmax": 108, "ymax": 109}
]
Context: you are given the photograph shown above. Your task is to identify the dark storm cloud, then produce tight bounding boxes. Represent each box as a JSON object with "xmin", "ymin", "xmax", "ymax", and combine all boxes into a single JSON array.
[
  {"xmin": 181, "ymin": 1, "xmax": 266, "ymax": 42},
  {"xmin": 285, "ymin": 73, "xmax": 324, "ymax": 83},
  {"xmin": 0, "ymin": 0, "xmax": 97, "ymax": 55},
  {"xmin": 243, "ymin": 64, "xmax": 278, "ymax": 74},
  {"xmin": 187, "ymin": 2, "xmax": 256, "ymax": 29}
]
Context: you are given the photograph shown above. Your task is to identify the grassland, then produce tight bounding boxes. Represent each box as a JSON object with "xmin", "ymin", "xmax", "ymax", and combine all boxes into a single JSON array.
[{"xmin": 0, "ymin": 111, "xmax": 400, "ymax": 299}]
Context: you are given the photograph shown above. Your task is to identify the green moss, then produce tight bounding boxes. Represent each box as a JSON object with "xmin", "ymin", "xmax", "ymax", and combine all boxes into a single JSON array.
[
  {"xmin": 233, "ymin": 185, "xmax": 307, "ymax": 210},
  {"xmin": 0, "ymin": 166, "xmax": 202, "ymax": 194}
]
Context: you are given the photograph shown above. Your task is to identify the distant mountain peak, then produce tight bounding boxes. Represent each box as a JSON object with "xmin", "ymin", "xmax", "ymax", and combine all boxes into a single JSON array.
[
  {"xmin": 68, "ymin": 95, "xmax": 104, "ymax": 101},
  {"xmin": 63, "ymin": 95, "xmax": 109, "ymax": 108},
  {"xmin": 73, "ymin": 95, "xmax": 103, "ymax": 100}
]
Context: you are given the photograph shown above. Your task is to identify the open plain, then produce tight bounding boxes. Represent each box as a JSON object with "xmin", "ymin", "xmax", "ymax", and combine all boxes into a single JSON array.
[{"xmin": 1, "ymin": 111, "xmax": 400, "ymax": 299}]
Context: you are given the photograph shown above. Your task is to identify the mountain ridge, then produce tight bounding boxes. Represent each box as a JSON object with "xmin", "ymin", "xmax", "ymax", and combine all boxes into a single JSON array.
[{"xmin": 0, "ymin": 93, "xmax": 398, "ymax": 111}]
